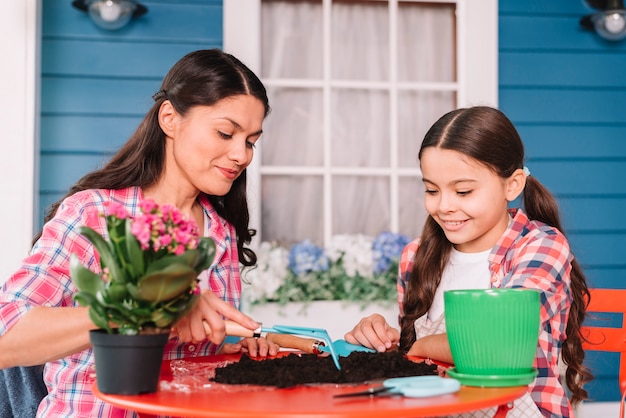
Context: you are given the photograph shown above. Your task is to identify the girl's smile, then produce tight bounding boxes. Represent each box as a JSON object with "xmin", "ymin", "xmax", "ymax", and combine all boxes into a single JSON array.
[{"xmin": 438, "ymin": 219, "xmax": 469, "ymax": 231}]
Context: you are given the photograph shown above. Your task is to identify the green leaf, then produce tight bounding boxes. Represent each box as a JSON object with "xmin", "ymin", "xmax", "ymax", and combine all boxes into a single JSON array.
[
  {"xmin": 150, "ymin": 309, "xmax": 176, "ymax": 328},
  {"xmin": 69, "ymin": 254, "xmax": 105, "ymax": 296},
  {"xmin": 133, "ymin": 264, "xmax": 196, "ymax": 303},
  {"xmin": 106, "ymin": 282, "xmax": 128, "ymax": 303},
  {"xmin": 171, "ymin": 292, "xmax": 200, "ymax": 315},
  {"xmin": 194, "ymin": 238, "xmax": 216, "ymax": 272},
  {"xmin": 151, "ymin": 293, "xmax": 200, "ymax": 328},
  {"xmin": 143, "ymin": 253, "xmax": 186, "ymax": 275},
  {"xmin": 88, "ymin": 305, "xmax": 112, "ymax": 332},
  {"xmin": 117, "ymin": 326, "xmax": 139, "ymax": 336},
  {"xmin": 124, "ymin": 219, "xmax": 145, "ymax": 276},
  {"xmin": 78, "ymin": 226, "xmax": 125, "ymax": 283},
  {"xmin": 107, "ymin": 216, "xmax": 127, "ymax": 258},
  {"xmin": 73, "ymin": 291, "xmax": 98, "ymax": 308}
]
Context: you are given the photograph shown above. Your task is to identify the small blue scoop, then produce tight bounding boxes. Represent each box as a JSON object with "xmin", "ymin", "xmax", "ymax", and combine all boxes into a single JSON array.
[
  {"xmin": 314, "ymin": 339, "xmax": 376, "ymax": 357},
  {"xmin": 221, "ymin": 321, "xmax": 375, "ymax": 370},
  {"xmin": 266, "ymin": 325, "xmax": 373, "ymax": 370}
]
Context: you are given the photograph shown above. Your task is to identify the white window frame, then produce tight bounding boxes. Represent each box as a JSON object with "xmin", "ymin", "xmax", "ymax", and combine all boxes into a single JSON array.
[{"xmin": 224, "ymin": 0, "xmax": 497, "ymax": 242}]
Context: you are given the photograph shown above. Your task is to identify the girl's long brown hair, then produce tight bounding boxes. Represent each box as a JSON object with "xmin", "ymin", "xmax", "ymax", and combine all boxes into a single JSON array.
[
  {"xmin": 34, "ymin": 49, "xmax": 270, "ymax": 267},
  {"xmin": 399, "ymin": 106, "xmax": 592, "ymax": 404}
]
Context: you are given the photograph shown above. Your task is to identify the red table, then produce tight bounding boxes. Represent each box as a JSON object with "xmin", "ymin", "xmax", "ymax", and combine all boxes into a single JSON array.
[{"xmin": 93, "ymin": 353, "xmax": 528, "ymax": 418}]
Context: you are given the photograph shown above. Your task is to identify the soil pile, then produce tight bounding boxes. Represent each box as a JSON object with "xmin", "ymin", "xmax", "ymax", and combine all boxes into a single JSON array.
[{"xmin": 212, "ymin": 351, "xmax": 437, "ymax": 388}]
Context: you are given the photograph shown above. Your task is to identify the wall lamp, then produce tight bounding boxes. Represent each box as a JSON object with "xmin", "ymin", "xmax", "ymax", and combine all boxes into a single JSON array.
[
  {"xmin": 580, "ymin": 0, "xmax": 626, "ymax": 41},
  {"xmin": 72, "ymin": 0, "xmax": 148, "ymax": 31}
]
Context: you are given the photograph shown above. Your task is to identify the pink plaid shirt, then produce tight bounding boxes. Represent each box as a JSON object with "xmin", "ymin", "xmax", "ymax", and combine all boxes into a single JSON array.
[
  {"xmin": 398, "ymin": 208, "xmax": 574, "ymax": 418},
  {"xmin": 0, "ymin": 187, "xmax": 243, "ymax": 417}
]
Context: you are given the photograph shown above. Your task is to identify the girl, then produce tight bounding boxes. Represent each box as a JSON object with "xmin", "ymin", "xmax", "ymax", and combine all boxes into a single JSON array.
[
  {"xmin": 345, "ymin": 106, "xmax": 592, "ymax": 417},
  {"xmin": 0, "ymin": 49, "xmax": 278, "ymax": 417}
]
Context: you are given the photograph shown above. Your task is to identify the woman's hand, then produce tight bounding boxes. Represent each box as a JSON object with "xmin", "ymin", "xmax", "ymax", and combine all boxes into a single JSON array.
[
  {"xmin": 344, "ymin": 314, "xmax": 400, "ymax": 352},
  {"xmin": 174, "ymin": 290, "xmax": 259, "ymax": 345},
  {"xmin": 219, "ymin": 337, "xmax": 280, "ymax": 357}
]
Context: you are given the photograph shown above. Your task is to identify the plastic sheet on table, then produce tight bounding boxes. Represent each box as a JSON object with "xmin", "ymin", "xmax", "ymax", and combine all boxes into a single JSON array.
[{"xmin": 161, "ymin": 358, "xmax": 275, "ymax": 394}]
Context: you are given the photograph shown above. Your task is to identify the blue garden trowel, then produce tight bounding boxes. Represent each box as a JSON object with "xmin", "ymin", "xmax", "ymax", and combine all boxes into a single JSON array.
[
  {"xmin": 311, "ymin": 338, "xmax": 377, "ymax": 356},
  {"xmin": 270, "ymin": 325, "xmax": 376, "ymax": 370},
  {"xmin": 220, "ymin": 321, "xmax": 375, "ymax": 370}
]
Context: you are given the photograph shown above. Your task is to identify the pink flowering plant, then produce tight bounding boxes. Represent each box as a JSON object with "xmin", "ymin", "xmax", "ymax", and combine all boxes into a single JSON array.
[{"xmin": 70, "ymin": 199, "xmax": 215, "ymax": 335}]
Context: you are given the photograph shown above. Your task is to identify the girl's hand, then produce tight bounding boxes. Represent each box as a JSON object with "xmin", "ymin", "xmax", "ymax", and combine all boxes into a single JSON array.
[
  {"xmin": 406, "ymin": 333, "xmax": 454, "ymax": 364},
  {"xmin": 219, "ymin": 337, "xmax": 280, "ymax": 357},
  {"xmin": 344, "ymin": 314, "xmax": 400, "ymax": 352},
  {"xmin": 174, "ymin": 290, "xmax": 259, "ymax": 345}
]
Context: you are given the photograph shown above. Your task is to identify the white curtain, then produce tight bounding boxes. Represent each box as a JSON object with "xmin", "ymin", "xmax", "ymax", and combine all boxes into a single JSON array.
[{"xmin": 260, "ymin": 0, "xmax": 454, "ymax": 246}]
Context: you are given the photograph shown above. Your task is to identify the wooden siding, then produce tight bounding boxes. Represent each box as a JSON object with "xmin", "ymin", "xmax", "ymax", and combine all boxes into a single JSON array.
[
  {"xmin": 500, "ymin": 0, "xmax": 626, "ymax": 402},
  {"xmin": 39, "ymin": 0, "xmax": 224, "ymax": 223}
]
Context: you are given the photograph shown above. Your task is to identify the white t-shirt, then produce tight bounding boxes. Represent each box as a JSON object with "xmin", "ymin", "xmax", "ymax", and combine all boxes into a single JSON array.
[{"xmin": 427, "ymin": 247, "xmax": 491, "ymax": 320}]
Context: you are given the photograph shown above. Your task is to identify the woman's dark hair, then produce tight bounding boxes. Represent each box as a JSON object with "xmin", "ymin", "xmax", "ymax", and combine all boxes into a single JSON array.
[
  {"xmin": 34, "ymin": 49, "xmax": 270, "ymax": 267},
  {"xmin": 399, "ymin": 106, "xmax": 592, "ymax": 404}
]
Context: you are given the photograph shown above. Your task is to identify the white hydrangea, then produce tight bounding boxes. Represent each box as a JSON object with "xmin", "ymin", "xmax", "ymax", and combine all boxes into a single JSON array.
[
  {"xmin": 325, "ymin": 234, "xmax": 374, "ymax": 278},
  {"xmin": 242, "ymin": 241, "xmax": 289, "ymax": 303}
]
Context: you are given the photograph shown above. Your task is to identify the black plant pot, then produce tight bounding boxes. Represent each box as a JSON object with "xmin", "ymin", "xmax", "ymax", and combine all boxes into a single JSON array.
[{"xmin": 90, "ymin": 329, "xmax": 169, "ymax": 395}]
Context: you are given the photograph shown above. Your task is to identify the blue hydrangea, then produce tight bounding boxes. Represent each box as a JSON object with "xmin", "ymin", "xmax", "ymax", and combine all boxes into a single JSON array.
[
  {"xmin": 288, "ymin": 240, "xmax": 329, "ymax": 276},
  {"xmin": 372, "ymin": 232, "xmax": 411, "ymax": 274}
]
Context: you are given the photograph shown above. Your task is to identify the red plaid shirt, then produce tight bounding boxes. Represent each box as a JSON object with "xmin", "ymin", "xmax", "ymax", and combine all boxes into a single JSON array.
[
  {"xmin": 0, "ymin": 187, "xmax": 243, "ymax": 417},
  {"xmin": 398, "ymin": 208, "xmax": 574, "ymax": 418}
]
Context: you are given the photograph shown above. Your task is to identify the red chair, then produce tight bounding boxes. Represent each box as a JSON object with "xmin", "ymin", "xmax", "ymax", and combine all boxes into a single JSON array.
[{"xmin": 582, "ymin": 288, "xmax": 626, "ymax": 418}]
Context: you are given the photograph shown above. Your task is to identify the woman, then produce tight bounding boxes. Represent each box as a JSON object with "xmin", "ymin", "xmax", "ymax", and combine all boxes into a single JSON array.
[{"xmin": 0, "ymin": 49, "xmax": 277, "ymax": 417}]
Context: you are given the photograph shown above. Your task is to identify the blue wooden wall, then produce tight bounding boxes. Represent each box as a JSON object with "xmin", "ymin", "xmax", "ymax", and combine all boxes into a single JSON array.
[
  {"xmin": 500, "ymin": 0, "xmax": 626, "ymax": 402},
  {"xmin": 39, "ymin": 0, "xmax": 623, "ymax": 403},
  {"xmin": 39, "ymin": 0, "xmax": 224, "ymax": 224}
]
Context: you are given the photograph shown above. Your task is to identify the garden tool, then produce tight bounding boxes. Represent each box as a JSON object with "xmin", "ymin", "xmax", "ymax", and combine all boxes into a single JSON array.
[
  {"xmin": 309, "ymin": 338, "xmax": 376, "ymax": 356},
  {"xmin": 333, "ymin": 375, "xmax": 461, "ymax": 398},
  {"xmin": 207, "ymin": 321, "xmax": 375, "ymax": 369},
  {"xmin": 270, "ymin": 324, "xmax": 378, "ymax": 369},
  {"xmin": 262, "ymin": 329, "xmax": 375, "ymax": 359}
]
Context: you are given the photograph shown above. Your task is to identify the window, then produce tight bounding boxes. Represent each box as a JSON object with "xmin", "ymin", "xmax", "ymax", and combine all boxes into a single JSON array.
[{"xmin": 224, "ymin": 0, "xmax": 497, "ymax": 246}]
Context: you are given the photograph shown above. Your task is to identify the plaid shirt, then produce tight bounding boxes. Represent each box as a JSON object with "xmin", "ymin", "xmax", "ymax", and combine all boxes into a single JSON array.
[
  {"xmin": 398, "ymin": 209, "xmax": 573, "ymax": 418},
  {"xmin": 0, "ymin": 187, "xmax": 242, "ymax": 417}
]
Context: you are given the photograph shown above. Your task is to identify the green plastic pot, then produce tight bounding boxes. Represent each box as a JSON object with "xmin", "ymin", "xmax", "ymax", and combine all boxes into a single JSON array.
[{"xmin": 444, "ymin": 288, "xmax": 540, "ymax": 377}]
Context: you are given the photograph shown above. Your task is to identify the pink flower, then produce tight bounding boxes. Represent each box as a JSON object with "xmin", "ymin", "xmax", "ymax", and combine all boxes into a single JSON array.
[
  {"xmin": 131, "ymin": 219, "xmax": 152, "ymax": 250},
  {"xmin": 172, "ymin": 243, "xmax": 186, "ymax": 255},
  {"xmin": 174, "ymin": 229, "xmax": 192, "ymax": 247},
  {"xmin": 168, "ymin": 207, "xmax": 185, "ymax": 226},
  {"xmin": 138, "ymin": 199, "xmax": 158, "ymax": 214},
  {"xmin": 104, "ymin": 201, "xmax": 129, "ymax": 220},
  {"xmin": 108, "ymin": 199, "xmax": 202, "ymax": 257},
  {"xmin": 159, "ymin": 234, "xmax": 173, "ymax": 247}
]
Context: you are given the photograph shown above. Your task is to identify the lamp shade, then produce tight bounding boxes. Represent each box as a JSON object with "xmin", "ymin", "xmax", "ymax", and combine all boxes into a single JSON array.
[
  {"xmin": 72, "ymin": 0, "xmax": 148, "ymax": 31},
  {"xmin": 580, "ymin": 0, "xmax": 626, "ymax": 41},
  {"xmin": 592, "ymin": 10, "xmax": 626, "ymax": 40}
]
